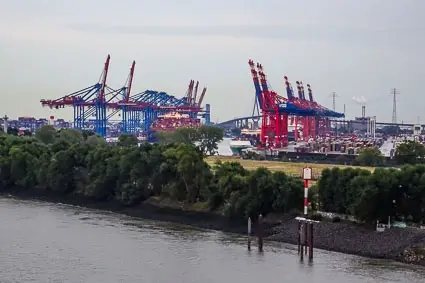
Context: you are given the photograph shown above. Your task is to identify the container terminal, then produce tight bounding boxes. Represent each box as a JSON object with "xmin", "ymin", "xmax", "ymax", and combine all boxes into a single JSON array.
[{"xmin": 0, "ymin": 56, "xmax": 421, "ymax": 160}]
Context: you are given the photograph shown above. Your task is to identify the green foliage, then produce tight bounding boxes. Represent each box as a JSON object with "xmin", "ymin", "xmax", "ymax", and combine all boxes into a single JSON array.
[
  {"xmin": 155, "ymin": 125, "xmax": 224, "ymax": 156},
  {"xmin": 0, "ymin": 128, "xmax": 304, "ymax": 219},
  {"xmin": 117, "ymin": 134, "xmax": 138, "ymax": 147},
  {"xmin": 395, "ymin": 140, "xmax": 425, "ymax": 165},
  {"xmin": 35, "ymin": 125, "xmax": 56, "ymax": 144},
  {"xmin": 356, "ymin": 147, "xmax": 384, "ymax": 166},
  {"xmin": 317, "ymin": 165, "xmax": 425, "ymax": 224}
]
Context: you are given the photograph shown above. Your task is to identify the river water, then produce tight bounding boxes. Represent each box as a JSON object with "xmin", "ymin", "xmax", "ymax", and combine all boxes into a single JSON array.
[
  {"xmin": 218, "ymin": 137, "xmax": 233, "ymax": 156},
  {"xmin": 1, "ymin": 198, "xmax": 424, "ymax": 283}
]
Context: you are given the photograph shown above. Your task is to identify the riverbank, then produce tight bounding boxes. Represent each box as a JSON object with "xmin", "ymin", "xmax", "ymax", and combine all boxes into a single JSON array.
[{"xmin": 2, "ymin": 188, "xmax": 425, "ymax": 266}]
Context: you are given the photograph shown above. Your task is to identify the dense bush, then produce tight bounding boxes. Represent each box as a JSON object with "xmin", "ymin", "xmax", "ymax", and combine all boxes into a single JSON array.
[
  {"xmin": 317, "ymin": 166, "xmax": 425, "ymax": 224},
  {"xmin": 0, "ymin": 126, "xmax": 303, "ymax": 219}
]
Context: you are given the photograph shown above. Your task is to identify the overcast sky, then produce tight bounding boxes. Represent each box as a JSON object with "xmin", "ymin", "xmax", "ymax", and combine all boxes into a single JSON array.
[{"xmin": 0, "ymin": 0, "xmax": 423, "ymax": 123}]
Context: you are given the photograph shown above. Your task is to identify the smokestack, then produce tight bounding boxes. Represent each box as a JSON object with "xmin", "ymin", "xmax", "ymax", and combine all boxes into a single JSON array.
[
  {"xmin": 49, "ymin": 116, "xmax": 55, "ymax": 126},
  {"xmin": 3, "ymin": 115, "xmax": 8, "ymax": 133},
  {"xmin": 361, "ymin": 105, "xmax": 366, "ymax": 118}
]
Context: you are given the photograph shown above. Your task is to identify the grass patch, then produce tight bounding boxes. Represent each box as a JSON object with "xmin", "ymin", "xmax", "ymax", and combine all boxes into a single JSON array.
[{"xmin": 205, "ymin": 156, "xmax": 375, "ymax": 176}]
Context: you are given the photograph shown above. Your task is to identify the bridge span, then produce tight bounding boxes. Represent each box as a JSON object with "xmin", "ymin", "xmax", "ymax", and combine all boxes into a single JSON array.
[{"xmin": 217, "ymin": 115, "xmax": 422, "ymax": 130}]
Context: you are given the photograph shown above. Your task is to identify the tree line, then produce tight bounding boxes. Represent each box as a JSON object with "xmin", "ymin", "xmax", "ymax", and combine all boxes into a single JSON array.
[
  {"xmin": 2, "ymin": 125, "xmax": 425, "ymax": 224},
  {"xmin": 0, "ymin": 126, "xmax": 304, "ymax": 219},
  {"xmin": 315, "ymin": 165, "xmax": 425, "ymax": 224}
]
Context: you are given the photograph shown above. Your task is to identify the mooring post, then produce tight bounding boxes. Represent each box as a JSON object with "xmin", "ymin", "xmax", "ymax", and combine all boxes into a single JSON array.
[
  {"xmin": 297, "ymin": 221, "xmax": 301, "ymax": 254},
  {"xmin": 296, "ymin": 217, "xmax": 318, "ymax": 262},
  {"xmin": 308, "ymin": 223, "xmax": 314, "ymax": 261},
  {"xmin": 300, "ymin": 222, "xmax": 305, "ymax": 261},
  {"xmin": 258, "ymin": 214, "xmax": 263, "ymax": 252},
  {"xmin": 248, "ymin": 217, "xmax": 252, "ymax": 251},
  {"xmin": 304, "ymin": 222, "xmax": 308, "ymax": 255}
]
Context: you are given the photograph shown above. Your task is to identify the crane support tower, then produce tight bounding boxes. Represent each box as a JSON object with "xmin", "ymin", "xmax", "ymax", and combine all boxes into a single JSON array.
[
  {"xmin": 248, "ymin": 59, "xmax": 344, "ymax": 148},
  {"xmin": 40, "ymin": 55, "xmax": 211, "ymax": 140}
]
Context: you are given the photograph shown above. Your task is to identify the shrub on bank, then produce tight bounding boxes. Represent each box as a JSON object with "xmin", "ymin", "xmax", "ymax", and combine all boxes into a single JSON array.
[
  {"xmin": 316, "ymin": 166, "xmax": 425, "ymax": 224},
  {"xmin": 0, "ymin": 127, "xmax": 304, "ymax": 219}
]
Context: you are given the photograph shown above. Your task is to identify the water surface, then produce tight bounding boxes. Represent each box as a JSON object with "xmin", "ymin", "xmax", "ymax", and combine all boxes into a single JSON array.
[{"xmin": 0, "ymin": 198, "xmax": 423, "ymax": 283}]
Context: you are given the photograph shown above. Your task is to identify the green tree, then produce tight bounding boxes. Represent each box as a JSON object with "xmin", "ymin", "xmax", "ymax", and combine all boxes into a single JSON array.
[
  {"xmin": 35, "ymin": 125, "xmax": 56, "ymax": 144},
  {"xmin": 356, "ymin": 147, "xmax": 384, "ymax": 166},
  {"xmin": 86, "ymin": 135, "xmax": 107, "ymax": 147},
  {"xmin": 117, "ymin": 134, "xmax": 138, "ymax": 147},
  {"xmin": 395, "ymin": 140, "xmax": 425, "ymax": 165},
  {"xmin": 163, "ymin": 144, "xmax": 211, "ymax": 203},
  {"xmin": 197, "ymin": 125, "xmax": 224, "ymax": 156},
  {"xmin": 57, "ymin": 128, "xmax": 84, "ymax": 144},
  {"xmin": 7, "ymin": 127, "xmax": 19, "ymax": 136}
]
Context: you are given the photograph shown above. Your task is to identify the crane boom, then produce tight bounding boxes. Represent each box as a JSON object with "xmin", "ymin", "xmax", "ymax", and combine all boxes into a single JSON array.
[
  {"xmin": 197, "ymin": 87, "xmax": 207, "ymax": 107},
  {"xmin": 99, "ymin": 55, "xmax": 110, "ymax": 101},
  {"xmin": 125, "ymin": 61, "xmax": 135, "ymax": 102},
  {"xmin": 307, "ymin": 84, "xmax": 314, "ymax": 102},
  {"xmin": 192, "ymin": 81, "xmax": 199, "ymax": 106},
  {"xmin": 300, "ymin": 81, "xmax": 306, "ymax": 100},
  {"xmin": 186, "ymin": 80, "xmax": 194, "ymax": 104},
  {"xmin": 284, "ymin": 76, "xmax": 294, "ymax": 100},
  {"xmin": 248, "ymin": 60, "xmax": 262, "ymax": 109},
  {"xmin": 296, "ymin": 81, "xmax": 303, "ymax": 99}
]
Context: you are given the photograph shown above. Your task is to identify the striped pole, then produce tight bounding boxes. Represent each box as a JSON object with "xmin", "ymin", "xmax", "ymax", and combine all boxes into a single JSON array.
[{"xmin": 304, "ymin": 179, "xmax": 309, "ymax": 215}]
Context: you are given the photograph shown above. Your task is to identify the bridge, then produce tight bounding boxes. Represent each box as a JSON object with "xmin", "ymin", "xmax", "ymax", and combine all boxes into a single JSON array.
[{"xmin": 217, "ymin": 115, "xmax": 421, "ymax": 131}]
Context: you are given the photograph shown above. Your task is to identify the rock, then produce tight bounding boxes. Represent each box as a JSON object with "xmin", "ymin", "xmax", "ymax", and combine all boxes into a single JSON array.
[{"xmin": 266, "ymin": 218, "xmax": 425, "ymax": 264}]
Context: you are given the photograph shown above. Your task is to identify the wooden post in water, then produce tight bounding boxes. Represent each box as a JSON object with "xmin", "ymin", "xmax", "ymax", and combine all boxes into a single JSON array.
[
  {"xmin": 308, "ymin": 223, "xmax": 314, "ymax": 261},
  {"xmin": 297, "ymin": 221, "xmax": 301, "ymax": 254},
  {"xmin": 258, "ymin": 214, "xmax": 263, "ymax": 252},
  {"xmin": 247, "ymin": 217, "xmax": 252, "ymax": 251},
  {"xmin": 296, "ymin": 217, "xmax": 318, "ymax": 262},
  {"xmin": 304, "ymin": 222, "xmax": 308, "ymax": 255},
  {"xmin": 300, "ymin": 223, "xmax": 305, "ymax": 261}
]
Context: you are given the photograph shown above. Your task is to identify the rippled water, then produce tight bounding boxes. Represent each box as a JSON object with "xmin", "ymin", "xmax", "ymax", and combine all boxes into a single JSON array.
[{"xmin": 0, "ymin": 198, "xmax": 424, "ymax": 283}]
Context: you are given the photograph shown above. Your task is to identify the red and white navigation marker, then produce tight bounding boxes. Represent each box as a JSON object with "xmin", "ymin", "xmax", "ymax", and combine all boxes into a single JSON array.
[{"xmin": 302, "ymin": 167, "xmax": 312, "ymax": 216}]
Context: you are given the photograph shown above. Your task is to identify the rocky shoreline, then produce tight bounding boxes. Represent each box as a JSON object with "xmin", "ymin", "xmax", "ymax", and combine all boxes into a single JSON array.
[
  {"xmin": 268, "ymin": 219, "xmax": 425, "ymax": 264},
  {"xmin": 2, "ymin": 188, "xmax": 425, "ymax": 266}
]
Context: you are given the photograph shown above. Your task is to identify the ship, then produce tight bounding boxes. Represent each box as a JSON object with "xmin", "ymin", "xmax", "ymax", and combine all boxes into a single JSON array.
[{"xmin": 229, "ymin": 138, "xmax": 254, "ymax": 155}]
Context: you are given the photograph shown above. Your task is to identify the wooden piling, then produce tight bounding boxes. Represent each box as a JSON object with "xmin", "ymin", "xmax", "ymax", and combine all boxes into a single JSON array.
[
  {"xmin": 247, "ymin": 217, "xmax": 252, "ymax": 251},
  {"xmin": 296, "ymin": 216, "xmax": 318, "ymax": 262},
  {"xmin": 258, "ymin": 214, "xmax": 263, "ymax": 252},
  {"xmin": 300, "ymin": 223, "xmax": 305, "ymax": 261},
  {"xmin": 304, "ymin": 222, "xmax": 308, "ymax": 255},
  {"xmin": 308, "ymin": 223, "xmax": 314, "ymax": 260},
  {"xmin": 297, "ymin": 221, "xmax": 301, "ymax": 254}
]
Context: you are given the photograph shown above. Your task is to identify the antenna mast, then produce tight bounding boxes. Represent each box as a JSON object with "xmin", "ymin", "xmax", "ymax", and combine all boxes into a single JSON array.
[
  {"xmin": 391, "ymin": 88, "xmax": 399, "ymax": 124},
  {"xmin": 331, "ymin": 92, "xmax": 339, "ymax": 111}
]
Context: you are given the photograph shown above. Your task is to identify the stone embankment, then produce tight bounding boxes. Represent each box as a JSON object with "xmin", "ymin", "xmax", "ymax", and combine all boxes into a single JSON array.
[{"xmin": 266, "ymin": 218, "xmax": 425, "ymax": 264}]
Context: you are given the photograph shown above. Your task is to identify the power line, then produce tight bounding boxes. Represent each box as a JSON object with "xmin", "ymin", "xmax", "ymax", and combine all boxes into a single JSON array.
[{"xmin": 391, "ymin": 88, "xmax": 399, "ymax": 124}]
